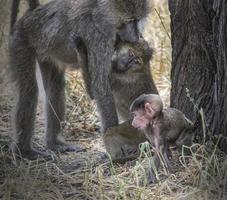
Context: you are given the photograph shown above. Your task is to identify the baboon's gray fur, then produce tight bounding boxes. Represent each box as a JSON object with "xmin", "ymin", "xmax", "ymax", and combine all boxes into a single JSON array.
[
  {"xmin": 9, "ymin": 0, "xmax": 149, "ymax": 158},
  {"xmin": 111, "ymin": 38, "xmax": 158, "ymax": 123}
]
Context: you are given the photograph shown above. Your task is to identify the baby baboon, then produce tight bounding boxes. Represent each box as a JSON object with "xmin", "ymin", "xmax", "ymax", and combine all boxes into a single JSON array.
[
  {"xmin": 104, "ymin": 39, "xmax": 159, "ymax": 161},
  {"xmin": 9, "ymin": 0, "xmax": 150, "ymax": 159},
  {"xmin": 130, "ymin": 94, "xmax": 194, "ymax": 183}
]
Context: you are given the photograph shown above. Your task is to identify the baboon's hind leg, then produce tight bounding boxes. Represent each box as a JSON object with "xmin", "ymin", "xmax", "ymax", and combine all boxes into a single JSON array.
[
  {"xmin": 39, "ymin": 60, "xmax": 84, "ymax": 153},
  {"xmin": 9, "ymin": 37, "xmax": 50, "ymax": 159}
]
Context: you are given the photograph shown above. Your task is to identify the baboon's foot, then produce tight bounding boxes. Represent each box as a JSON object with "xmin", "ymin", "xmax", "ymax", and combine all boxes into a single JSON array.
[
  {"xmin": 47, "ymin": 139, "xmax": 85, "ymax": 153},
  {"xmin": 12, "ymin": 146, "xmax": 53, "ymax": 160}
]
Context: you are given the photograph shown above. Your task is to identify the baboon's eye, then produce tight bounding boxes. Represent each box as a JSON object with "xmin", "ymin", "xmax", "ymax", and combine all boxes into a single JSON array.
[
  {"xmin": 134, "ymin": 58, "xmax": 142, "ymax": 64},
  {"xmin": 132, "ymin": 112, "xmax": 137, "ymax": 117}
]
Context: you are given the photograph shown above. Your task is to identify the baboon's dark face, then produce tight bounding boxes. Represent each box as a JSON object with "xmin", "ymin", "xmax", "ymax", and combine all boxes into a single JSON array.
[
  {"xmin": 112, "ymin": 39, "xmax": 153, "ymax": 73},
  {"xmin": 112, "ymin": 46, "xmax": 141, "ymax": 73}
]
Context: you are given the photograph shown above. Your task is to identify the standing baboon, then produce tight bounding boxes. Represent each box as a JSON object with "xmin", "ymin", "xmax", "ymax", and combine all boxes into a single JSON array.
[
  {"xmin": 104, "ymin": 38, "xmax": 159, "ymax": 161},
  {"xmin": 9, "ymin": 0, "xmax": 150, "ymax": 159}
]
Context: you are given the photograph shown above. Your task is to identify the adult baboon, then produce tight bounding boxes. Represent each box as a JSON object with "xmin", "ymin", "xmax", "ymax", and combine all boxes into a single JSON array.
[{"xmin": 9, "ymin": 0, "xmax": 150, "ymax": 159}]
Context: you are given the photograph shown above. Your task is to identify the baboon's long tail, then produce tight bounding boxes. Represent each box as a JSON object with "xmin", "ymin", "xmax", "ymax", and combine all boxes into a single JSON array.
[{"xmin": 10, "ymin": 0, "xmax": 40, "ymax": 34}]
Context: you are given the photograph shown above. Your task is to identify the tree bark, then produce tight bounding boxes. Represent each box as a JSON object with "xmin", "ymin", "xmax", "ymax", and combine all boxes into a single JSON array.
[
  {"xmin": 0, "ymin": 0, "xmax": 11, "ymax": 71},
  {"xmin": 169, "ymin": 0, "xmax": 227, "ymax": 145}
]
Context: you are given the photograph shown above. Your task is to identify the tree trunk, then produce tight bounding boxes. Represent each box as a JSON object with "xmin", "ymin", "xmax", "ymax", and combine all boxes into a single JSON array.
[
  {"xmin": 169, "ymin": 0, "xmax": 227, "ymax": 147},
  {"xmin": 0, "ymin": 0, "xmax": 11, "ymax": 72}
]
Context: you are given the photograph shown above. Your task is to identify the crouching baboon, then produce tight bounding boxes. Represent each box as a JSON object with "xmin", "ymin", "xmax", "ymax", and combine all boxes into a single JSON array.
[
  {"xmin": 103, "ymin": 38, "xmax": 159, "ymax": 161},
  {"xmin": 130, "ymin": 94, "xmax": 194, "ymax": 183},
  {"xmin": 9, "ymin": 0, "xmax": 150, "ymax": 159}
]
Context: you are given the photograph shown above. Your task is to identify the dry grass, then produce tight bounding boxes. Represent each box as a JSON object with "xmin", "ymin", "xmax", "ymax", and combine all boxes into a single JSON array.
[
  {"xmin": 0, "ymin": 1, "xmax": 226, "ymax": 200},
  {"xmin": 0, "ymin": 131, "xmax": 226, "ymax": 200}
]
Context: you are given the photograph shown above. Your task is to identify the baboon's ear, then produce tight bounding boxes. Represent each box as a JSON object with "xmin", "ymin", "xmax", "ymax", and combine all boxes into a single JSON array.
[
  {"xmin": 117, "ymin": 20, "xmax": 139, "ymax": 43},
  {"xmin": 144, "ymin": 102, "xmax": 155, "ymax": 116}
]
